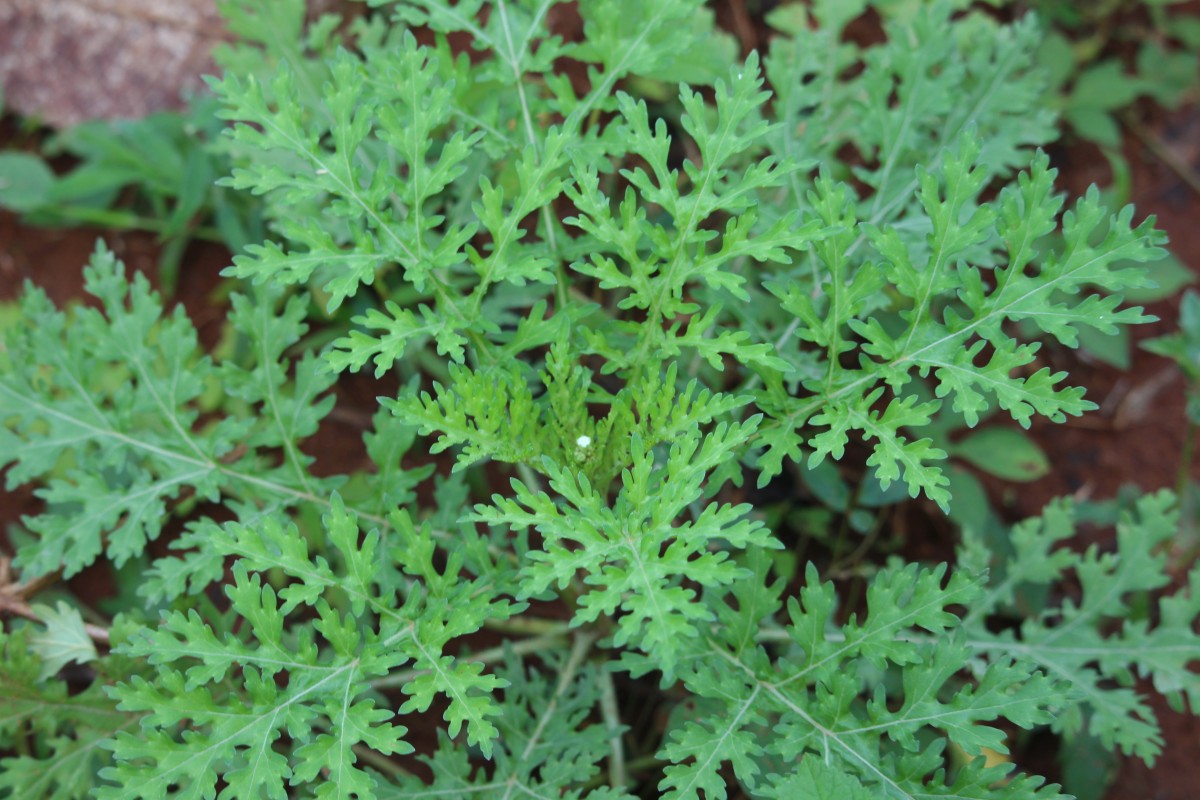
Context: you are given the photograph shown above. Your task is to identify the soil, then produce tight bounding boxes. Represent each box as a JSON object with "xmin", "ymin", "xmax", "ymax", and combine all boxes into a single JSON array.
[
  {"xmin": 2, "ymin": 5, "xmax": 1200, "ymax": 799},
  {"xmin": 1024, "ymin": 113, "xmax": 1200, "ymax": 800}
]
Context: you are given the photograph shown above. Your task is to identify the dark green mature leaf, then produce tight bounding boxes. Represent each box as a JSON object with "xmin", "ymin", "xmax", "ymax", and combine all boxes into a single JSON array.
[
  {"xmin": 0, "ymin": 625, "xmax": 129, "ymax": 800},
  {"xmin": 760, "ymin": 758, "xmax": 875, "ymax": 800},
  {"xmin": 479, "ymin": 415, "xmax": 777, "ymax": 676},
  {"xmin": 382, "ymin": 640, "xmax": 634, "ymax": 800},
  {"xmin": 655, "ymin": 560, "xmax": 1070, "ymax": 799},
  {"xmin": 757, "ymin": 135, "xmax": 1164, "ymax": 508},
  {"xmin": 960, "ymin": 491, "xmax": 1200, "ymax": 762},
  {"xmin": 101, "ymin": 496, "xmax": 513, "ymax": 798},
  {"xmin": 0, "ymin": 245, "xmax": 340, "ymax": 582},
  {"xmin": 567, "ymin": 54, "xmax": 828, "ymax": 378}
]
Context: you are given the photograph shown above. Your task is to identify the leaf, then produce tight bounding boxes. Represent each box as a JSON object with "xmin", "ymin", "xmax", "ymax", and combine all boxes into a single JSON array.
[
  {"xmin": 566, "ymin": 54, "xmax": 828, "ymax": 377},
  {"xmin": 659, "ymin": 694, "xmax": 766, "ymax": 800},
  {"xmin": 1, "ymin": 245, "xmax": 220, "ymax": 577},
  {"xmin": 810, "ymin": 389, "xmax": 950, "ymax": 509},
  {"xmin": 384, "ymin": 643, "xmax": 634, "ymax": 799},
  {"xmin": 0, "ymin": 152, "xmax": 54, "ymax": 212},
  {"xmin": 102, "ymin": 495, "xmax": 511, "ymax": 798},
  {"xmin": 758, "ymin": 135, "xmax": 1163, "ymax": 504},
  {"xmin": 386, "ymin": 363, "xmax": 544, "ymax": 472},
  {"xmin": 760, "ymin": 757, "xmax": 877, "ymax": 799},
  {"xmin": 0, "ymin": 624, "xmax": 128, "ymax": 800},
  {"xmin": 960, "ymin": 491, "xmax": 1200, "ymax": 763},
  {"xmin": 329, "ymin": 301, "xmax": 469, "ymax": 376},
  {"xmin": 655, "ymin": 561, "xmax": 1067, "ymax": 799},
  {"xmin": 356, "ymin": 408, "xmax": 436, "ymax": 515},
  {"xmin": 951, "ymin": 427, "xmax": 1051, "ymax": 482},
  {"xmin": 478, "ymin": 418, "xmax": 776, "ymax": 676},
  {"xmin": 27, "ymin": 602, "xmax": 98, "ymax": 682},
  {"xmin": 0, "ymin": 243, "xmax": 342, "ymax": 589}
]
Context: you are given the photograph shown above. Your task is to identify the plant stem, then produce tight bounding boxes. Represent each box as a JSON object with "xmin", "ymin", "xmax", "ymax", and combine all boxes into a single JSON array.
[
  {"xmin": 516, "ymin": 462, "xmax": 545, "ymax": 494},
  {"xmin": 485, "ymin": 616, "xmax": 571, "ymax": 636},
  {"xmin": 36, "ymin": 204, "xmax": 226, "ymax": 242},
  {"xmin": 0, "ymin": 593, "xmax": 111, "ymax": 645},
  {"xmin": 581, "ymin": 754, "xmax": 668, "ymax": 791},
  {"xmin": 352, "ymin": 742, "xmax": 412, "ymax": 778},
  {"xmin": 598, "ymin": 667, "xmax": 627, "ymax": 789}
]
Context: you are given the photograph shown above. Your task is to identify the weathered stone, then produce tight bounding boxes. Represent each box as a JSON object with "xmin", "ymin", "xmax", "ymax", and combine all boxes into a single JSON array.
[{"xmin": 0, "ymin": 0, "xmax": 339, "ymax": 128}]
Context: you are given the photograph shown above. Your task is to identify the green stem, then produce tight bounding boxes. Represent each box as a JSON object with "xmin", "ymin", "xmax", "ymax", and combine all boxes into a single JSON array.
[
  {"xmin": 485, "ymin": 616, "xmax": 571, "ymax": 637},
  {"xmin": 34, "ymin": 204, "xmax": 226, "ymax": 242},
  {"xmin": 581, "ymin": 755, "xmax": 668, "ymax": 791},
  {"xmin": 598, "ymin": 668, "xmax": 627, "ymax": 789},
  {"xmin": 516, "ymin": 462, "xmax": 545, "ymax": 494},
  {"xmin": 352, "ymin": 743, "xmax": 412, "ymax": 778}
]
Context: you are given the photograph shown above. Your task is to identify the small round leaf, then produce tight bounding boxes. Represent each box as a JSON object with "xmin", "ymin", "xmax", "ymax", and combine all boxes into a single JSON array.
[{"xmin": 0, "ymin": 152, "xmax": 54, "ymax": 212}]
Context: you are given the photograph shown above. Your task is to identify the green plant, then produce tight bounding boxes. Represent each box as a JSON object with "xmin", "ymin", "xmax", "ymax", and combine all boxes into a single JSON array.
[
  {"xmin": 0, "ymin": 96, "xmax": 263, "ymax": 295},
  {"xmin": 1020, "ymin": 0, "xmax": 1200, "ymax": 182},
  {"xmin": 0, "ymin": 0, "xmax": 346, "ymax": 293},
  {"xmin": 1143, "ymin": 289, "xmax": 1200, "ymax": 547},
  {"xmin": 2, "ymin": 2, "xmax": 1197, "ymax": 798}
]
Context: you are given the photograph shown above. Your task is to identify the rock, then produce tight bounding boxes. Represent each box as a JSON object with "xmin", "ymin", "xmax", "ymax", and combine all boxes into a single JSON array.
[{"xmin": 0, "ymin": 0, "xmax": 340, "ymax": 128}]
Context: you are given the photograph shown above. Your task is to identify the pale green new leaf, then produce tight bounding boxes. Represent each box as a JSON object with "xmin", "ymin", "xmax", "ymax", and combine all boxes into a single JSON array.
[
  {"xmin": 478, "ymin": 418, "xmax": 776, "ymax": 675},
  {"xmin": 28, "ymin": 602, "xmax": 97, "ymax": 682},
  {"xmin": 387, "ymin": 364, "xmax": 544, "ymax": 471}
]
